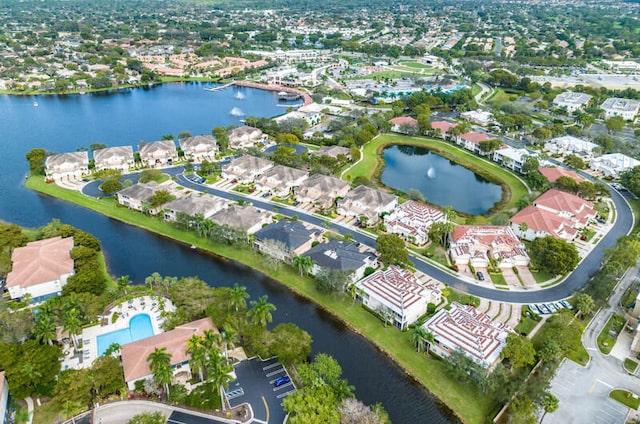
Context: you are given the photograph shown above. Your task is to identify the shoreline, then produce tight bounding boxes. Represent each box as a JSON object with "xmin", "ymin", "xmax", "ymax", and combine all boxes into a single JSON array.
[{"xmin": 25, "ymin": 174, "xmax": 490, "ymax": 423}]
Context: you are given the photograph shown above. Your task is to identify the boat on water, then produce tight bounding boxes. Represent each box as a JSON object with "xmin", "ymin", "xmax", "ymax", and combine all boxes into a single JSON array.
[{"xmin": 277, "ymin": 91, "xmax": 302, "ymax": 101}]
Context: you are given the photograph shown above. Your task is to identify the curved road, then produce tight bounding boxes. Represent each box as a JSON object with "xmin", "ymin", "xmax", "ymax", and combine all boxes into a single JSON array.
[{"xmin": 83, "ymin": 168, "xmax": 633, "ymax": 304}]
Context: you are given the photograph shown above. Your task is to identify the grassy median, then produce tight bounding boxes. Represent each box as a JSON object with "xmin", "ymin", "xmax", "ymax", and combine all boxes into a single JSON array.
[{"xmin": 26, "ymin": 175, "xmax": 496, "ymax": 423}]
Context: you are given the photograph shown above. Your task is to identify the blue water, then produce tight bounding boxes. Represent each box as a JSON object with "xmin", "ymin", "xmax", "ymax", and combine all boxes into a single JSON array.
[{"xmin": 97, "ymin": 313, "xmax": 154, "ymax": 355}]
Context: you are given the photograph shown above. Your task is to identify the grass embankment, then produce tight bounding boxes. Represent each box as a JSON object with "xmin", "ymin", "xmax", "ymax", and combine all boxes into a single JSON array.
[
  {"xmin": 343, "ymin": 134, "xmax": 530, "ymax": 216},
  {"xmin": 26, "ymin": 176, "xmax": 494, "ymax": 424}
]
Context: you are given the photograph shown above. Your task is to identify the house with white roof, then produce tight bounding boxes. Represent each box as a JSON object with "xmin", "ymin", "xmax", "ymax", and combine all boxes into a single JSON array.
[
  {"xmin": 121, "ymin": 318, "xmax": 216, "ymax": 390},
  {"xmin": 6, "ymin": 236, "xmax": 75, "ymax": 302},
  {"xmin": 294, "ymin": 174, "xmax": 350, "ymax": 209},
  {"xmin": 254, "ymin": 165, "xmax": 309, "ymax": 197},
  {"xmin": 93, "ymin": 146, "xmax": 135, "ymax": 173},
  {"xmin": 493, "ymin": 147, "xmax": 536, "ymax": 173},
  {"xmin": 552, "ymin": 91, "xmax": 593, "ymax": 113},
  {"xmin": 162, "ymin": 192, "xmax": 228, "ymax": 222},
  {"xmin": 312, "ymin": 145, "xmax": 351, "ymax": 160},
  {"xmin": 422, "ymin": 302, "xmax": 510, "ymax": 368},
  {"xmin": 45, "ymin": 152, "xmax": 89, "ymax": 181},
  {"xmin": 600, "ymin": 97, "xmax": 640, "ymax": 120},
  {"xmin": 356, "ymin": 266, "xmax": 441, "ymax": 329},
  {"xmin": 460, "ymin": 110, "xmax": 493, "ymax": 126},
  {"xmin": 221, "ymin": 155, "xmax": 274, "ymax": 184},
  {"xmin": 337, "ymin": 185, "xmax": 398, "ymax": 225},
  {"xmin": 449, "ymin": 226, "xmax": 530, "ymax": 270},
  {"xmin": 544, "ymin": 135, "xmax": 599, "ymax": 160},
  {"xmin": 117, "ymin": 180, "xmax": 175, "ymax": 213},
  {"xmin": 179, "ymin": 135, "xmax": 217, "ymax": 163},
  {"xmin": 138, "ymin": 140, "xmax": 178, "ymax": 167},
  {"xmin": 228, "ymin": 126, "xmax": 266, "ymax": 150},
  {"xmin": 384, "ymin": 201, "xmax": 445, "ymax": 245},
  {"xmin": 590, "ymin": 153, "xmax": 640, "ymax": 178}
]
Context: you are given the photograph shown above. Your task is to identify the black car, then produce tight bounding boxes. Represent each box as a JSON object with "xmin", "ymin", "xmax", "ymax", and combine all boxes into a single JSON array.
[{"xmin": 476, "ymin": 272, "xmax": 485, "ymax": 281}]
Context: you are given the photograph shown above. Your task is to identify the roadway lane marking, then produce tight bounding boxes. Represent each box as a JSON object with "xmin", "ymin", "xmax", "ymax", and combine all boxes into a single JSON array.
[
  {"xmin": 589, "ymin": 381, "xmax": 597, "ymax": 393},
  {"xmin": 262, "ymin": 395, "xmax": 269, "ymax": 422}
]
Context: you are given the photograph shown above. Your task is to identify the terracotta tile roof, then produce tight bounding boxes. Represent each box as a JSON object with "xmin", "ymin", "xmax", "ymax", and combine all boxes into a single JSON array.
[
  {"xmin": 430, "ymin": 121, "xmax": 456, "ymax": 133},
  {"xmin": 390, "ymin": 116, "xmax": 418, "ymax": 126},
  {"xmin": 459, "ymin": 132, "xmax": 492, "ymax": 144},
  {"xmin": 510, "ymin": 205, "xmax": 577, "ymax": 239},
  {"xmin": 6, "ymin": 237, "xmax": 74, "ymax": 288},
  {"xmin": 538, "ymin": 167, "xmax": 584, "ymax": 183},
  {"xmin": 121, "ymin": 317, "xmax": 216, "ymax": 383},
  {"xmin": 534, "ymin": 188, "xmax": 594, "ymax": 216},
  {"xmin": 450, "ymin": 225, "xmax": 528, "ymax": 263}
]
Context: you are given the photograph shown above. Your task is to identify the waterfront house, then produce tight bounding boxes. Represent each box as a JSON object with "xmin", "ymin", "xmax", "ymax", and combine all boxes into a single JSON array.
[
  {"xmin": 389, "ymin": 116, "xmax": 418, "ymax": 134},
  {"xmin": 544, "ymin": 136, "xmax": 598, "ymax": 160},
  {"xmin": 356, "ymin": 266, "xmax": 441, "ymax": 330},
  {"xmin": 253, "ymin": 220, "xmax": 322, "ymax": 262},
  {"xmin": 210, "ymin": 204, "xmax": 272, "ymax": 235},
  {"xmin": 45, "ymin": 151, "xmax": 89, "ymax": 181},
  {"xmin": 455, "ymin": 132, "xmax": 495, "ymax": 154},
  {"xmin": 589, "ymin": 153, "xmax": 640, "ymax": 178},
  {"xmin": 430, "ymin": 121, "xmax": 457, "ymax": 138},
  {"xmin": 384, "ymin": 201, "xmax": 445, "ymax": 245},
  {"xmin": 312, "ymin": 145, "xmax": 351, "ymax": 159},
  {"xmin": 294, "ymin": 174, "xmax": 350, "ymax": 209},
  {"xmin": 121, "ymin": 318, "xmax": 216, "ymax": 391},
  {"xmin": 337, "ymin": 185, "xmax": 398, "ymax": 225},
  {"xmin": 460, "ymin": 110, "xmax": 493, "ymax": 126},
  {"xmin": 6, "ymin": 236, "xmax": 74, "ymax": 302},
  {"xmin": 116, "ymin": 181, "xmax": 175, "ymax": 214},
  {"xmin": 162, "ymin": 192, "xmax": 228, "ymax": 222},
  {"xmin": 492, "ymin": 146, "xmax": 535, "ymax": 173},
  {"xmin": 422, "ymin": 302, "xmax": 510, "ymax": 368},
  {"xmin": 538, "ymin": 167, "xmax": 584, "ymax": 184},
  {"xmin": 303, "ymin": 239, "xmax": 378, "ymax": 281},
  {"xmin": 138, "ymin": 140, "xmax": 178, "ymax": 167},
  {"xmin": 448, "ymin": 225, "xmax": 530, "ymax": 270},
  {"xmin": 228, "ymin": 126, "xmax": 266, "ymax": 150},
  {"xmin": 179, "ymin": 135, "xmax": 218, "ymax": 163},
  {"xmin": 254, "ymin": 165, "xmax": 309, "ymax": 197},
  {"xmin": 221, "ymin": 155, "xmax": 273, "ymax": 184},
  {"xmin": 93, "ymin": 146, "xmax": 135, "ymax": 173}
]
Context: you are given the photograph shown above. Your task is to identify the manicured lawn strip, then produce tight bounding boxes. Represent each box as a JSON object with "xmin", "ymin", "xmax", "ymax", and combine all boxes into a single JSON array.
[
  {"xmin": 530, "ymin": 269, "xmax": 556, "ymax": 284},
  {"xmin": 610, "ymin": 389, "xmax": 640, "ymax": 410},
  {"xmin": 399, "ymin": 61, "xmax": 434, "ymax": 69},
  {"xmin": 26, "ymin": 176, "xmax": 494, "ymax": 424},
  {"xmin": 624, "ymin": 358, "xmax": 639, "ymax": 374},
  {"xmin": 31, "ymin": 402, "xmax": 62, "ymax": 424},
  {"xmin": 344, "ymin": 134, "xmax": 529, "ymax": 214},
  {"xmin": 597, "ymin": 313, "xmax": 624, "ymax": 354},
  {"xmin": 515, "ymin": 316, "xmax": 538, "ymax": 336}
]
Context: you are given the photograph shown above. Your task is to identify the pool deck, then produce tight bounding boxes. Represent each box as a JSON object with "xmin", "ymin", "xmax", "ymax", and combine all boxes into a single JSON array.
[{"xmin": 61, "ymin": 295, "xmax": 175, "ymax": 371}]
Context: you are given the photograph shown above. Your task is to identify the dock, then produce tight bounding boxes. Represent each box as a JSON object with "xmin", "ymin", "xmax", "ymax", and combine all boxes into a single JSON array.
[{"xmin": 203, "ymin": 82, "xmax": 235, "ymax": 92}]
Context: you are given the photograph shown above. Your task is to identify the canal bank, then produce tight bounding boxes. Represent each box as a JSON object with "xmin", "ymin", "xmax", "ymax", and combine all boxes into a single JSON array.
[{"xmin": 26, "ymin": 175, "xmax": 491, "ymax": 423}]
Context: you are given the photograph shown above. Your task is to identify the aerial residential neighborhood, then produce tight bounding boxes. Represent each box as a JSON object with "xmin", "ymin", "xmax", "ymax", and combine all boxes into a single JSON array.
[{"xmin": 2, "ymin": 0, "xmax": 640, "ymax": 423}]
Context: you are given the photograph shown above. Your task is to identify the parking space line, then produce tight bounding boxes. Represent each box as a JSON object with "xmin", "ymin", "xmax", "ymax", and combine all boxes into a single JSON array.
[
  {"xmin": 266, "ymin": 369, "xmax": 285, "ymax": 377},
  {"xmin": 263, "ymin": 362, "xmax": 281, "ymax": 371},
  {"xmin": 596, "ymin": 379, "xmax": 613, "ymax": 388},
  {"xmin": 277, "ymin": 390, "xmax": 295, "ymax": 399},
  {"xmin": 273, "ymin": 382, "xmax": 293, "ymax": 391}
]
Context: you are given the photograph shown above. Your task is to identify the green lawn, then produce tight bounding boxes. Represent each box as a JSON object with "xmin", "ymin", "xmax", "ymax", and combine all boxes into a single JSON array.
[
  {"xmin": 344, "ymin": 134, "xmax": 530, "ymax": 216},
  {"xmin": 399, "ymin": 61, "xmax": 434, "ymax": 69},
  {"xmin": 610, "ymin": 389, "xmax": 640, "ymax": 410},
  {"xmin": 345, "ymin": 70, "xmax": 423, "ymax": 80},
  {"xmin": 624, "ymin": 358, "xmax": 639, "ymax": 374},
  {"xmin": 26, "ymin": 175, "xmax": 496, "ymax": 424},
  {"xmin": 515, "ymin": 316, "xmax": 538, "ymax": 336},
  {"xmin": 597, "ymin": 313, "xmax": 625, "ymax": 354}
]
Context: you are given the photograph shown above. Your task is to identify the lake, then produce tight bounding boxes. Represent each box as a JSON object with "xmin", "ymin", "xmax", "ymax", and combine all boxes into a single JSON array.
[
  {"xmin": 0, "ymin": 83, "xmax": 457, "ymax": 423},
  {"xmin": 381, "ymin": 145, "xmax": 503, "ymax": 215}
]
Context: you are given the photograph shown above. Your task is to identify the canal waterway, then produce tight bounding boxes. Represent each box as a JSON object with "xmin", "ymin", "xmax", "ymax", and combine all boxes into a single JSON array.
[
  {"xmin": 0, "ymin": 83, "xmax": 457, "ymax": 423},
  {"xmin": 381, "ymin": 145, "xmax": 503, "ymax": 215}
]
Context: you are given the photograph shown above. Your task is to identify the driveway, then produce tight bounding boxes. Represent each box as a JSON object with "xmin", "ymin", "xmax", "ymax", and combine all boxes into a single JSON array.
[{"xmin": 501, "ymin": 267, "xmax": 520, "ymax": 287}]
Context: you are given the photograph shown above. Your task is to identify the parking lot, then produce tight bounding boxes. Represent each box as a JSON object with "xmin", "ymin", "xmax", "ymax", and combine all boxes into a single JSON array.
[{"xmin": 226, "ymin": 357, "xmax": 296, "ymax": 423}]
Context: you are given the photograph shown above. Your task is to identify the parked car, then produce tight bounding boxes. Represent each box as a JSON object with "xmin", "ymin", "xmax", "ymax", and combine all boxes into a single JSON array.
[
  {"xmin": 528, "ymin": 304, "xmax": 540, "ymax": 314},
  {"xmin": 560, "ymin": 300, "xmax": 573, "ymax": 310},
  {"xmin": 274, "ymin": 376, "xmax": 290, "ymax": 387},
  {"xmin": 476, "ymin": 272, "xmax": 485, "ymax": 281}
]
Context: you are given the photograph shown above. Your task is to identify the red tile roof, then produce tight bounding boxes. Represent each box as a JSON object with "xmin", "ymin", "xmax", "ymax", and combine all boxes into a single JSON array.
[
  {"xmin": 510, "ymin": 205, "xmax": 577, "ymax": 239},
  {"xmin": 390, "ymin": 116, "xmax": 418, "ymax": 126},
  {"xmin": 431, "ymin": 121, "xmax": 456, "ymax": 133},
  {"xmin": 538, "ymin": 167, "xmax": 584, "ymax": 183},
  {"xmin": 459, "ymin": 132, "xmax": 492, "ymax": 144},
  {"xmin": 534, "ymin": 189, "xmax": 594, "ymax": 218},
  {"xmin": 6, "ymin": 237, "xmax": 74, "ymax": 288}
]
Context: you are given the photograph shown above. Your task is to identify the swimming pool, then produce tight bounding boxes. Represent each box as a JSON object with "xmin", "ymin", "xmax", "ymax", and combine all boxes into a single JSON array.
[{"xmin": 96, "ymin": 313, "xmax": 154, "ymax": 356}]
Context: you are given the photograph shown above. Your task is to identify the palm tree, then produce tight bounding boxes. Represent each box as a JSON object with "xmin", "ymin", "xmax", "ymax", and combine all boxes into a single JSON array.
[
  {"xmin": 147, "ymin": 347, "xmax": 173, "ymax": 398},
  {"xmin": 332, "ymin": 379, "xmax": 354, "ymax": 402},
  {"xmin": 186, "ymin": 334, "xmax": 206, "ymax": 382},
  {"xmin": 219, "ymin": 326, "xmax": 237, "ymax": 359},
  {"xmin": 410, "ymin": 326, "xmax": 428, "ymax": 353},
  {"xmin": 423, "ymin": 330, "xmax": 435, "ymax": 353},
  {"xmin": 292, "ymin": 255, "xmax": 314, "ymax": 277},
  {"xmin": 247, "ymin": 295, "xmax": 277, "ymax": 327},
  {"xmin": 228, "ymin": 283, "xmax": 250, "ymax": 312},
  {"xmin": 540, "ymin": 393, "xmax": 559, "ymax": 423},
  {"xmin": 116, "ymin": 275, "xmax": 131, "ymax": 295},
  {"xmin": 205, "ymin": 348, "xmax": 233, "ymax": 392},
  {"xmin": 104, "ymin": 342, "xmax": 121, "ymax": 357},
  {"xmin": 33, "ymin": 313, "xmax": 57, "ymax": 345},
  {"xmin": 62, "ymin": 307, "xmax": 83, "ymax": 350}
]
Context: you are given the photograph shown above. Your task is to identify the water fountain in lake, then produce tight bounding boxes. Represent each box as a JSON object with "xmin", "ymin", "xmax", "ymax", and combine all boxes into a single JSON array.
[
  {"xmin": 230, "ymin": 107, "xmax": 245, "ymax": 117},
  {"xmin": 427, "ymin": 166, "xmax": 436, "ymax": 179},
  {"xmin": 234, "ymin": 91, "xmax": 246, "ymax": 100}
]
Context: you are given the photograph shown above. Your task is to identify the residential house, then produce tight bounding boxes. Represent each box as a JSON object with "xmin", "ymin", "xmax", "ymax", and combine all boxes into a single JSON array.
[
  {"xmin": 448, "ymin": 226, "xmax": 530, "ymax": 270},
  {"xmin": 116, "ymin": 181, "xmax": 172, "ymax": 213},
  {"xmin": 538, "ymin": 167, "xmax": 584, "ymax": 184},
  {"xmin": 384, "ymin": 201, "xmax": 445, "ymax": 245},
  {"xmin": 356, "ymin": 266, "xmax": 441, "ymax": 329},
  {"xmin": 253, "ymin": 220, "xmax": 322, "ymax": 262},
  {"xmin": 552, "ymin": 91, "xmax": 593, "ymax": 113},
  {"xmin": 294, "ymin": 174, "xmax": 350, "ymax": 209},
  {"xmin": 533, "ymin": 189, "xmax": 595, "ymax": 225},
  {"xmin": 600, "ymin": 97, "xmax": 640, "ymax": 120},
  {"xmin": 430, "ymin": 121, "xmax": 457, "ymax": 138},
  {"xmin": 121, "ymin": 318, "xmax": 216, "ymax": 391},
  {"xmin": 337, "ymin": 185, "xmax": 398, "ymax": 225},
  {"xmin": 210, "ymin": 205, "xmax": 272, "ymax": 235},
  {"xmin": 0, "ymin": 372, "xmax": 8, "ymax": 424},
  {"xmin": 93, "ymin": 146, "xmax": 135, "ymax": 173},
  {"xmin": 228, "ymin": 126, "xmax": 266, "ymax": 150},
  {"xmin": 45, "ymin": 152, "xmax": 89, "ymax": 181},
  {"xmin": 6, "ymin": 236, "xmax": 75, "ymax": 302},
  {"xmin": 312, "ymin": 145, "xmax": 351, "ymax": 159},
  {"xmin": 254, "ymin": 165, "xmax": 309, "ymax": 197},
  {"xmin": 221, "ymin": 155, "xmax": 274, "ymax": 184},
  {"xmin": 460, "ymin": 110, "xmax": 493, "ymax": 126},
  {"xmin": 138, "ymin": 140, "xmax": 178, "ymax": 167},
  {"xmin": 455, "ymin": 132, "xmax": 495, "ymax": 154},
  {"xmin": 390, "ymin": 116, "xmax": 418, "ymax": 133},
  {"xmin": 163, "ymin": 192, "xmax": 228, "ymax": 222},
  {"xmin": 590, "ymin": 153, "xmax": 640, "ymax": 178},
  {"xmin": 492, "ymin": 147, "xmax": 535, "ymax": 173},
  {"xmin": 304, "ymin": 239, "xmax": 378, "ymax": 281},
  {"xmin": 544, "ymin": 135, "xmax": 598, "ymax": 160},
  {"xmin": 422, "ymin": 302, "xmax": 510, "ymax": 368},
  {"xmin": 179, "ymin": 135, "xmax": 217, "ymax": 163}
]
